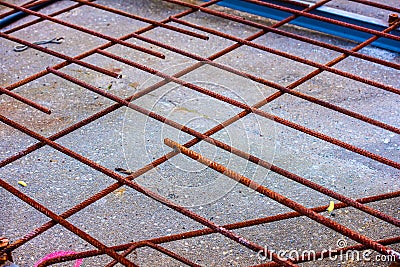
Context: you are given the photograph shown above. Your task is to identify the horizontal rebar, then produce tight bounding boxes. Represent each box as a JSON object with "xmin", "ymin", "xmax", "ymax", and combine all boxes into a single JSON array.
[
  {"xmin": 2, "ymin": 6, "xmax": 396, "ymax": 262},
  {"xmin": 170, "ymin": 16, "xmax": 400, "ymax": 70},
  {"xmin": 0, "ymin": 0, "xmax": 328, "ymax": 169},
  {"xmin": 45, "ymin": 66, "xmax": 400, "ymax": 244},
  {"xmin": 242, "ymin": 0, "xmax": 400, "ymax": 41},
  {"xmin": 27, "ymin": 191, "xmax": 400, "ymax": 265},
  {"xmin": 0, "ymin": 115, "xmax": 295, "ymax": 267},
  {"xmin": 0, "ymin": 1, "xmax": 165, "ymax": 59},
  {"xmin": 120, "ymin": 18, "xmax": 400, "ymax": 134},
  {"xmin": 34, "ymin": 236, "xmax": 400, "ymax": 267},
  {"xmin": 0, "ymin": 179, "xmax": 137, "ymax": 267},
  {"xmin": 2, "ymin": 0, "xmax": 221, "ymax": 92},
  {"xmin": 3, "ymin": 1, "xmax": 92, "ymax": 34},
  {"xmin": 163, "ymin": 0, "xmax": 400, "ymax": 95},
  {"xmin": 0, "ymin": 32, "xmax": 121, "ymax": 79},
  {"xmin": 67, "ymin": 52, "xmax": 400, "ymax": 170},
  {"xmin": 71, "ymin": 0, "xmax": 209, "ymax": 40},
  {"xmin": 86, "ymin": 22, "xmax": 400, "ymax": 135},
  {"xmin": 165, "ymin": 138, "xmax": 400, "ymax": 261},
  {"xmin": 39, "ymin": 241, "xmax": 201, "ymax": 267},
  {"xmin": 1, "ymin": 1, "xmax": 399, "ymax": 265},
  {"xmin": 348, "ymin": 0, "xmax": 400, "ymax": 13},
  {"xmin": 2, "ymin": 20, "xmax": 332, "ymax": 253},
  {"xmin": 0, "ymin": 87, "xmax": 51, "ymax": 114},
  {"xmin": 103, "ymin": 241, "xmax": 201, "ymax": 267},
  {"xmin": 0, "ymin": 0, "xmax": 43, "ymax": 20}
]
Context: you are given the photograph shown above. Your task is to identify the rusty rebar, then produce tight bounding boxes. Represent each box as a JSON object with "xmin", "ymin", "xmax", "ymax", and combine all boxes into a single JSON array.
[
  {"xmin": 38, "ymin": 241, "xmax": 202, "ymax": 267},
  {"xmin": 103, "ymin": 241, "xmax": 201, "ymax": 267},
  {"xmin": 0, "ymin": 1, "xmax": 165, "ymax": 59},
  {"xmin": 0, "ymin": 0, "xmax": 328, "ymax": 169},
  {"xmin": 44, "ymin": 60, "xmax": 398, "ymax": 226},
  {"xmin": 348, "ymin": 0, "xmax": 400, "ymax": 13},
  {"xmin": 71, "ymin": 0, "xmax": 209, "ymax": 40},
  {"xmin": 3, "ymin": 1, "xmax": 93, "ymax": 34},
  {"xmin": 90, "ymin": 18, "xmax": 400, "ymax": 136},
  {"xmin": 0, "ymin": 0, "xmax": 41, "ymax": 20},
  {"xmin": 45, "ymin": 65, "xmax": 400, "ymax": 250},
  {"xmin": 24, "ymin": 191, "xmax": 400, "ymax": 265},
  {"xmin": 170, "ymin": 16, "xmax": 400, "ymax": 70},
  {"xmin": 163, "ymin": 0, "xmax": 400, "ymax": 95},
  {"xmin": 50, "ymin": 55, "xmax": 400, "ymax": 170},
  {"xmin": 1, "ymin": 0, "xmax": 399, "ymax": 265},
  {"xmin": 0, "ymin": 115, "xmax": 296, "ymax": 266},
  {"xmin": 164, "ymin": 138, "xmax": 400, "ymax": 261},
  {"xmin": 33, "ymin": 236, "xmax": 400, "ymax": 267},
  {"xmin": 0, "ymin": 179, "xmax": 138, "ymax": 267},
  {"xmin": 2, "ymin": 0, "xmax": 221, "ymax": 93},
  {"xmin": 0, "ymin": 32, "xmax": 121, "ymax": 79},
  {"xmin": 0, "ymin": 87, "xmax": 51, "ymax": 114},
  {"xmin": 241, "ymin": 0, "xmax": 400, "ymax": 41}
]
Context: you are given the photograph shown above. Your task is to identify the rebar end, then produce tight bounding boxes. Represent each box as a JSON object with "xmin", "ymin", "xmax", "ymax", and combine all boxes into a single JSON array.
[
  {"xmin": 0, "ymin": 237, "xmax": 10, "ymax": 266},
  {"xmin": 388, "ymin": 13, "xmax": 399, "ymax": 26}
]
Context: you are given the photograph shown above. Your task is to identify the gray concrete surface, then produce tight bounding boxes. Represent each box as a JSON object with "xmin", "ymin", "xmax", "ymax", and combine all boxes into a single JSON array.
[{"xmin": 1, "ymin": 0, "xmax": 399, "ymax": 266}]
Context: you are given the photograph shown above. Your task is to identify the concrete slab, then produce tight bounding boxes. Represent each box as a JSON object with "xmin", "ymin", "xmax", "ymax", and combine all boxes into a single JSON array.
[{"xmin": 1, "ymin": 0, "xmax": 399, "ymax": 266}]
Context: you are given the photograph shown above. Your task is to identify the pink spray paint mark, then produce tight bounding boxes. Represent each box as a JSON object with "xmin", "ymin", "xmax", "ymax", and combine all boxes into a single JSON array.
[{"xmin": 34, "ymin": 250, "xmax": 83, "ymax": 267}]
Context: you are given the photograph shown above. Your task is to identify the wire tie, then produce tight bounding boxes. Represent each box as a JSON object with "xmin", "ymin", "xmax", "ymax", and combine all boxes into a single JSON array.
[{"xmin": 13, "ymin": 37, "xmax": 64, "ymax": 52}]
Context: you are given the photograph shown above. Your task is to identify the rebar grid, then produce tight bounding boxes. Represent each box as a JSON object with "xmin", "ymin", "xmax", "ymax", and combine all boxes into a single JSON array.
[{"xmin": 0, "ymin": 0, "xmax": 399, "ymax": 266}]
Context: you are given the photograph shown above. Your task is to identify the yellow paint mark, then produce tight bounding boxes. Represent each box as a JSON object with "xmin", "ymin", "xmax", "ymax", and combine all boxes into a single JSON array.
[
  {"xmin": 18, "ymin": 181, "xmax": 27, "ymax": 187},
  {"xmin": 114, "ymin": 188, "xmax": 126, "ymax": 197},
  {"xmin": 327, "ymin": 201, "xmax": 335, "ymax": 212},
  {"xmin": 128, "ymin": 82, "xmax": 140, "ymax": 89},
  {"xmin": 174, "ymin": 107, "xmax": 210, "ymax": 119}
]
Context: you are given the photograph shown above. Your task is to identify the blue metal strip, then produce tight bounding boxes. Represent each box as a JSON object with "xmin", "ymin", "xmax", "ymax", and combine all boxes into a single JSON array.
[
  {"xmin": 215, "ymin": 0, "xmax": 400, "ymax": 52},
  {"xmin": 0, "ymin": 0, "xmax": 59, "ymax": 29}
]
